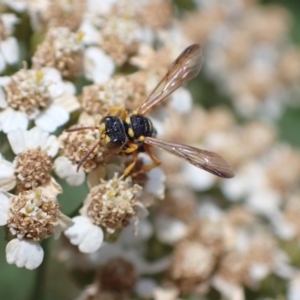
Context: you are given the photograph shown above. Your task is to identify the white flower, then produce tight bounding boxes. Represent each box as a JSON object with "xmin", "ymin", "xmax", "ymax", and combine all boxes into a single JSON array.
[
  {"xmin": 0, "ymin": 188, "xmax": 72, "ymax": 269},
  {"xmin": 84, "ymin": 47, "xmax": 115, "ymax": 84},
  {"xmin": 64, "ymin": 216, "xmax": 104, "ymax": 253},
  {"xmin": 0, "ymin": 127, "xmax": 59, "ymax": 191},
  {"xmin": 6, "ymin": 239, "xmax": 44, "ymax": 270},
  {"xmin": 0, "ymin": 68, "xmax": 78, "ymax": 133},
  {"xmin": 54, "ymin": 156, "xmax": 85, "ymax": 186},
  {"xmin": 0, "ymin": 154, "xmax": 16, "ymax": 191}
]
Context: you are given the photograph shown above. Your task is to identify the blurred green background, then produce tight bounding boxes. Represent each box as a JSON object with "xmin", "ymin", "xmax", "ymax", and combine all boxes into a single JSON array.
[{"xmin": 1, "ymin": 0, "xmax": 300, "ymax": 299}]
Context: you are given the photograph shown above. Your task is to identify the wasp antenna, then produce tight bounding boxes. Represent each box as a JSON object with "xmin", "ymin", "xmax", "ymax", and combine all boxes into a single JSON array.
[
  {"xmin": 66, "ymin": 126, "xmax": 98, "ymax": 132},
  {"xmin": 76, "ymin": 139, "xmax": 102, "ymax": 172}
]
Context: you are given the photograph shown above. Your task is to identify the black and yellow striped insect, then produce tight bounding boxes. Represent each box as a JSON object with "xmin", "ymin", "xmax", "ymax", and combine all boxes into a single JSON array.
[{"xmin": 67, "ymin": 44, "xmax": 234, "ymax": 178}]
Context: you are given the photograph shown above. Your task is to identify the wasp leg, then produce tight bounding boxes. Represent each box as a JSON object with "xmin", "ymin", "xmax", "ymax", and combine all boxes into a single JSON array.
[
  {"xmin": 76, "ymin": 139, "xmax": 102, "ymax": 172},
  {"xmin": 132, "ymin": 144, "xmax": 161, "ymax": 177},
  {"xmin": 107, "ymin": 106, "xmax": 127, "ymax": 120},
  {"xmin": 123, "ymin": 148, "xmax": 139, "ymax": 176},
  {"xmin": 66, "ymin": 126, "xmax": 98, "ymax": 132}
]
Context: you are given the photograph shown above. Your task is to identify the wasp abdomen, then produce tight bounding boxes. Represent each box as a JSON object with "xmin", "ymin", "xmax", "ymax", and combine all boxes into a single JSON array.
[{"xmin": 129, "ymin": 115, "xmax": 156, "ymax": 141}]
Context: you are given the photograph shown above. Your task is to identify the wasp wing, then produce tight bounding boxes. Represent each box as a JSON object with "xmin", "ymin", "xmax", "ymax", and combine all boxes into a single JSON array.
[
  {"xmin": 137, "ymin": 44, "xmax": 203, "ymax": 115},
  {"xmin": 144, "ymin": 137, "xmax": 234, "ymax": 178}
]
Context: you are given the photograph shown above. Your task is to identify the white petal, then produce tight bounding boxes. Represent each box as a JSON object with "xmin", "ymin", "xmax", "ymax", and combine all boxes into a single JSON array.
[
  {"xmin": 84, "ymin": 47, "xmax": 115, "ymax": 84},
  {"xmin": 6, "ymin": 239, "xmax": 44, "ymax": 270},
  {"xmin": 42, "ymin": 67, "xmax": 62, "ymax": 81},
  {"xmin": 0, "ymin": 155, "xmax": 16, "ymax": 191},
  {"xmin": 0, "ymin": 53, "xmax": 6, "ymax": 73},
  {"xmin": 145, "ymin": 167, "xmax": 165, "ymax": 199},
  {"xmin": 43, "ymin": 135, "xmax": 59, "ymax": 157},
  {"xmin": 0, "ymin": 108, "xmax": 28, "ymax": 133},
  {"xmin": 0, "ymin": 76, "xmax": 12, "ymax": 86},
  {"xmin": 53, "ymin": 213, "xmax": 74, "ymax": 239},
  {"xmin": 65, "ymin": 216, "xmax": 104, "ymax": 253},
  {"xmin": 7, "ymin": 128, "xmax": 26, "ymax": 154},
  {"xmin": 79, "ymin": 19, "xmax": 100, "ymax": 45},
  {"xmin": 86, "ymin": 0, "xmax": 116, "ymax": 14},
  {"xmin": 246, "ymin": 187, "xmax": 280, "ymax": 217},
  {"xmin": 212, "ymin": 276, "xmax": 244, "ymax": 300},
  {"xmin": 0, "ymin": 86, "xmax": 7, "ymax": 108},
  {"xmin": 26, "ymin": 126, "xmax": 49, "ymax": 149},
  {"xmin": 170, "ymin": 87, "xmax": 192, "ymax": 114},
  {"xmin": 0, "ymin": 37, "xmax": 19, "ymax": 64},
  {"xmin": 182, "ymin": 162, "xmax": 216, "ymax": 191},
  {"xmin": 155, "ymin": 215, "xmax": 188, "ymax": 244},
  {"xmin": 135, "ymin": 278, "xmax": 157, "ymax": 299},
  {"xmin": 249, "ymin": 263, "xmax": 269, "ymax": 282},
  {"xmin": 54, "ymin": 156, "xmax": 85, "ymax": 186},
  {"xmin": 35, "ymin": 103, "xmax": 69, "ymax": 132},
  {"xmin": 153, "ymin": 286, "xmax": 179, "ymax": 300},
  {"xmin": 288, "ymin": 274, "xmax": 300, "ymax": 300},
  {"xmin": 0, "ymin": 192, "xmax": 10, "ymax": 225},
  {"xmin": 53, "ymin": 82, "xmax": 80, "ymax": 114},
  {"xmin": 3, "ymin": 0, "xmax": 27, "ymax": 12}
]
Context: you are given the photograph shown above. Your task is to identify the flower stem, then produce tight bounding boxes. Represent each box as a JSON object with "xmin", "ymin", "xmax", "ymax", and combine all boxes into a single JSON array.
[{"xmin": 28, "ymin": 238, "xmax": 50, "ymax": 300}]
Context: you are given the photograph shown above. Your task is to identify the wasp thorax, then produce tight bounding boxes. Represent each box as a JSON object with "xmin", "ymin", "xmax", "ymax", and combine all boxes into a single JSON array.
[
  {"xmin": 5, "ymin": 69, "xmax": 52, "ymax": 116},
  {"xmin": 83, "ymin": 174, "xmax": 142, "ymax": 232},
  {"xmin": 14, "ymin": 147, "xmax": 53, "ymax": 192},
  {"xmin": 7, "ymin": 189, "xmax": 62, "ymax": 241}
]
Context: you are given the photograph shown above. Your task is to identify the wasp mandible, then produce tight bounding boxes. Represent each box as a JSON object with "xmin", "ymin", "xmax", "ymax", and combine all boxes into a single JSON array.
[{"xmin": 67, "ymin": 44, "xmax": 234, "ymax": 178}]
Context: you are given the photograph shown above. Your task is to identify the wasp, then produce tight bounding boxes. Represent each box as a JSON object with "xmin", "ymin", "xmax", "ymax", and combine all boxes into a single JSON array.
[{"xmin": 67, "ymin": 44, "xmax": 234, "ymax": 178}]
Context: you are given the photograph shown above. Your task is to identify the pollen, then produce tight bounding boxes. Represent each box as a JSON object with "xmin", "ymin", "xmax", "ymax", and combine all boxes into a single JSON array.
[
  {"xmin": 7, "ymin": 189, "xmax": 61, "ymax": 241},
  {"xmin": 42, "ymin": 0, "xmax": 86, "ymax": 31},
  {"xmin": 80, "ymin": 76, "xmax": 146, "ymax": 117},
  {"xmin": 4, "ymin": 69, "xmax": 52, "ymax": 116},
  {"xmin": 32, "ymin": 27, "xmax": 83, "ymax": 79},
  {"xmin": 59, "ymin": 129, "xmax": 103, "ymax": 172},
  {"xmin": 14, "ymin": 148, "xmax": 53, "ymax": 192},
  {"xmin": 99, "ymin": 13, "xmax": 140, "ymax": 66},
  {"xmin": 84, "ymin": 174, "xmax": 142, "ymax": 231},
  {"xmin": 138, "ymin": 0, "xmax": 173, "ymax": 30}
]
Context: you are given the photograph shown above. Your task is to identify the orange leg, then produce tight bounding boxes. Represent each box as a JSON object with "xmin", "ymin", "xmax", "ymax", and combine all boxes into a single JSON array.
[
  {"xmin": 131, "ymin": 144, "xmax": 161, "ymax": 177},
  {"xmin": 123, "ymin": 149, "xmax": 139, "ymax": 176},
  {"xmin": 76, "ymin": 139, "xmax": 102, "ymax": 172}
]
